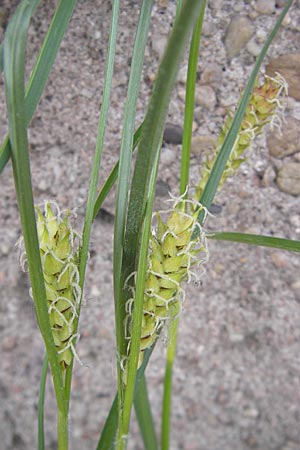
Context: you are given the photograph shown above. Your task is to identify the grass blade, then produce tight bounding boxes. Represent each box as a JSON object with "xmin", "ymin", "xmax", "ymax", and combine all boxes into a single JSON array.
[
  {"xmin": 162, "ymin": 4, "xmax": 206, "ymax": 449},
  {"xmin": 119, "ymin": 1, "xmax": 206, "ymax": 444},
  {"xmin": 198, "ymin": 0, "xmax": 293, "ymax": 218},
  {"xmin": 96, "ymin": 348, "xmax": 154, "ymax": 450},
  {"xmin": 96, "ymin": 395, "xmax": 119, "ymax": 450},
  {"xmin": 180, "ymin": 1, "xmax": 206, "ymax": 196},
  {"xmin": 161, "ymin": 318, "xmax": 179, "ymax": 450},
  {"xmin": 123, "ymin": 0, "xmax": 205, "ymax": 287},
  {"xmin": 134, "ymin": 375, "xmax": 158, "ymax": 450},
  {"xmin": 111, "ymin": 1, "xmax": 154, "ymax": 445},
  {"xmin": 208, "ymin": 232, "xmax": 300, "ymax": 253},
  {"xmin": 0, "ymin": 42, "xmax": 3, "ymax": 73},
  {"xmin": 38, "ymin": 354, "xmax": 48, "ymax": 450},
  {"xmin": 0, "ymin": 0, "xmax": 77, "ymax": 174},
  {"xmin": 64, "ymin": 0, "xmax": 120, "ymax": 408},
  {"xmin": 121, "ymin": 149, "xmax": 160, "ymax": 442},
  {"xmin": 3, "ymin": 0, "xmax": 67, "ymax": 444}
]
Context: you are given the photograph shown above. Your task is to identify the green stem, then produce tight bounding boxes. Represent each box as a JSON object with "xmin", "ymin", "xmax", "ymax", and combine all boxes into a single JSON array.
[
  {"xmin": 161, "ymin": 318, "xmax": 179, "ymax": 450},
  {"xmin": 180, "ymin": 1, "xmax": 206, "ymax": 197},
  {"xmin": 63, "ymin": 0, "xmax": 120, "ymax": 412},
  {"xmin": 161, "ymin": 4, "xmax": 206, "ymax": 449},
  {"xmin": 57, "ymin": 409, "xmax": 69, "ymax": 450},
  {"xmin": 38, "ymin": 354, "xmax": 48, "ymax": 450},
  {"xmin": 4, "ymin": 0, "xmax": 66, "ymax": 419},
  {"xmin": 134, "ymin": 375, "xmax": 158, "ymax": 450},
  {"xmin": 113, "ymin": 1, "xmax": 153, "ymax": 447}
]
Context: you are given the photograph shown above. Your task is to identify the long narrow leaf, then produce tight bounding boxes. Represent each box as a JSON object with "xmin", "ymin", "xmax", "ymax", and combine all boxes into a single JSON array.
[
  {"xmin": 161, "ymin": 5, "xmax": 206, "ymax": 449},
  {"xmin": 123, "ymin": 0, "xmax": 205, "ymax": 286},
  {"xmin": 96, "ymin": 348, "xmax": 154, "ymax": 450},
  {"xmin": 0, "ymin": 0, "xmax": 77, "ymax": 174},
  {"xmin": 208, "ymin": 232, "xmax": 300, "ymax": 253},
  {"xmin": 0, "ymin": 42, "xmax": 3, "ymax": 74},
  {"xmin": 112, "ymin": 2, "xmax": 154, "ymax": 445},
  {"xmin": 38, "ymin": 354, "xmax": 48, "ymax": 450},
  {"xmin": 121, "ymin": 149, "xmax": 160, "ymax": 441},
  {"xmin": 4, "ymin": 0, "xmax": 66, "ymax": 428},
  {"xmin": 64, "ymin": 0, "xmax": 120, "ymax": 408},
  {"xmin": 198, "ymin": 0, "xmax": 293, "ymax": 218},
  {"xmin": 96, "ymin": 395, "xmax": 119, "ymax": 450},
  {"xmin": 134, "ymin": 375, "xmax": 158, "ymax": 450},
  {"xmin": 119, "ymin": 0, "xmax": 206, "ymax": 444},
  {"xmin": 180, "ymin": 1, "xmax": 206, "ymax": 196}
]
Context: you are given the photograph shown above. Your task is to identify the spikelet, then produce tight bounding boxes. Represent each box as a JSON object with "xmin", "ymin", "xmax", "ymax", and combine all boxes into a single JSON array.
[
  {"xmin": 20, "ymin": 202, "xmax": 81, "ymax": 370},
  {"xmin": 195, "ymin": 72, "xmax": 288, "ymax": 199},
  {"xmin": 125, "ymin": 199, "xmax": 208, "ymax": 374}
]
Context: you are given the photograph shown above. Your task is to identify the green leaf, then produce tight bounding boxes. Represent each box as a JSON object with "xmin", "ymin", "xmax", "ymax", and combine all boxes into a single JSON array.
[
  {"xmin": 0, "ymin": 42, "xmax": 3, "ymax": 74},
  {"xmin": 96, "ymin": 348, "xmax": 154, "ymax": 450},
  {"xmin": 163, "ymin": 3, "xmax": 206, "ymax": 449},
  {"xmin": 134, "ymin": 375, "xmax": 158, "ymax": 450},
  {"xmin": 38, "ymin": 354, "xmax": 48, "ymax": 450},
  {"xmin": 208, "ymin": 232, "xmax": 300, "ymax": 253},
  {"xmin": 180, "ymin": 1, "xmax": 206, "ymax": 196},
  {"xmin": 121, "ymin": 150, "xmax": 160, "ymax": 442},
  {"xmin": 123, "ymin": 0, "xmax": 206, "ymax": 285},
  {"xmin": 198, "ymin": 0, "xmax": 293, "ymax": 220},
  {"xmin": 4, "ymin": 0, "xmax": 66, "ymax": 429},
  {"xmin": 64, "ymin": 0, "xmax": 120, "ymax": 409},
  {"xmin": 110, "ymin": 1, "xmax": 154, "ymax": 445},
  {"xmin": 0, "ymin": 0, "xmax": 77, "ymax": 174},
  {"xmin": 96, "ymin": 395, "xmax": 119, "ymax": 450},
  {"xmin": 96, "ymin": 374, "xmax": 158, "ymax": 450},
  {"xmin": 119, "ymin": 1, "xmax": 206, "ymax": 443}
]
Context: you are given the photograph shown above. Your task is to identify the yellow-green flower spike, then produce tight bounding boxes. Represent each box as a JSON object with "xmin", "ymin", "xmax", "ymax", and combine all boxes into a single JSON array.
[
  {"xmin": 124, "ymin": 201, "xmax": 208, "ymax": 377},
  {"xmin": 195, "ymin": 72, "xmax": 288, "ymax": 200},
  {"xmin": 21, "ymin": 202, "xmax": 81, "ymax": 371}
]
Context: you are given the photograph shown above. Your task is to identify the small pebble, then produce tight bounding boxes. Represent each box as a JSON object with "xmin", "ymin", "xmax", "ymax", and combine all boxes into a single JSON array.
[{"xmin": 163, "ymin": 123, "xmax": 183, "ymax": 144}]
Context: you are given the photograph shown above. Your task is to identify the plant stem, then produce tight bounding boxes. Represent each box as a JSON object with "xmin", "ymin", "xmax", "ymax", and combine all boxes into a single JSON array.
[
  {"xmin": 161, "ymin": 318, "xmax": 179, "ymax": 450},
  {"xmin": 180, "ymin": 1, "xmax": 206, "ymax": 196},
  {"xmin": 38, "ymin": 354, "xmax": 48, "ymax": 450},
  {"xmin": 57, "ymin": 408, "xmax": 69, "ymax": 450},
  {"xmin": 113, "ymin": 1, "xmax": 153, "ymax": 446},
  {"xmin": 161, "ymin": 4, "xmax": 206, "ymax": 449}
]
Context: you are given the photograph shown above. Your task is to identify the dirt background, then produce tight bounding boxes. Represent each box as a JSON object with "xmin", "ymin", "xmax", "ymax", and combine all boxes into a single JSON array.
[{"xmin": 1, "ymin": 0, "xmax": 300, "ymax": 449}]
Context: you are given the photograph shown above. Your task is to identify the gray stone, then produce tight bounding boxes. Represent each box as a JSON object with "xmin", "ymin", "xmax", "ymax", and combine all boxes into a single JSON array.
[
  {"xmin": 254, "ymin": 0, "xmax": 276, "ymax": 15},
  {"xmin": 281, "ymin": 441, "xmax": 300, "ymax": 450},
  {"xmin": 276, "ymin": 162, "xmax": 300, "ymax": 195},
  {"xmin": 246, "ymin": 38, "xmax": 261, "ymax": 57},
  {"xmin": 177, "ymin": 65, "xmax": 188, "ymax": 84},
  {"xmin": 155, "ymin": 179, "xmax": 171, "ymax": 197},
  {"xmin": 266, "ymin": 53, "xmax": 300, "ymax": 101},
  {"xmin": 243, "ymin": 405, "xmax": 260, "ymax": 418},
  {"xmin": 81, "ymin": 88, "xmax": 94, "ymax": 99},
  {"xmin": 195, "ymin": 85, "xmax": 217, "ymax": 111},
  {"xmin": 209, "ymin": 203, "xmax": 223, "ymax": 215},
  {"xmin": 291, "ymin": 281, "xmax": 300, "ymax": 301},
  {"xmin": 289, "ymin": 213, "xmax": 300, "ymax": 229},
  {"xmin": 275, "ymin": 0, "xmax": 287, "ymax": 6},
  {"xmin": 224, "ymin": 16, "xmax": 254, "ymax": 59},
  {"xmin": 262, "ymin": 165, "xmax": 276, "ymax": 186},
  {"xmin": 190, "ymin": 135, "xmax": 217, "ymax": 156},
  {"xmin": 267, "ymin": 118, "xmax": 300, "ymax": 158},
  {"xmin": 151, "ymin": 34, "xmax": 168, "ymax": 60},
  {"xmin": 200, "ymin": 63, "xmax": 223, "ymax": 88},
  {"xmin": 163, "ymin": 123, "xmax": 183, "ymax": 144}
]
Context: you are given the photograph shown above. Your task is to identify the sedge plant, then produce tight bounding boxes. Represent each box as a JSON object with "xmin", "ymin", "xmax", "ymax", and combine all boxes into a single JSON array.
[{"xmin": 1, "ymin": 0, "xmax": 299, "ymax": 449}]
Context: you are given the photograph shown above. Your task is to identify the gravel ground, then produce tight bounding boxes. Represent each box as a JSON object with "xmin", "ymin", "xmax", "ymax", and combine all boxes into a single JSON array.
[{"xmin": 1, "ymin": 1, "xmax": 300, "ymax": 449}]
